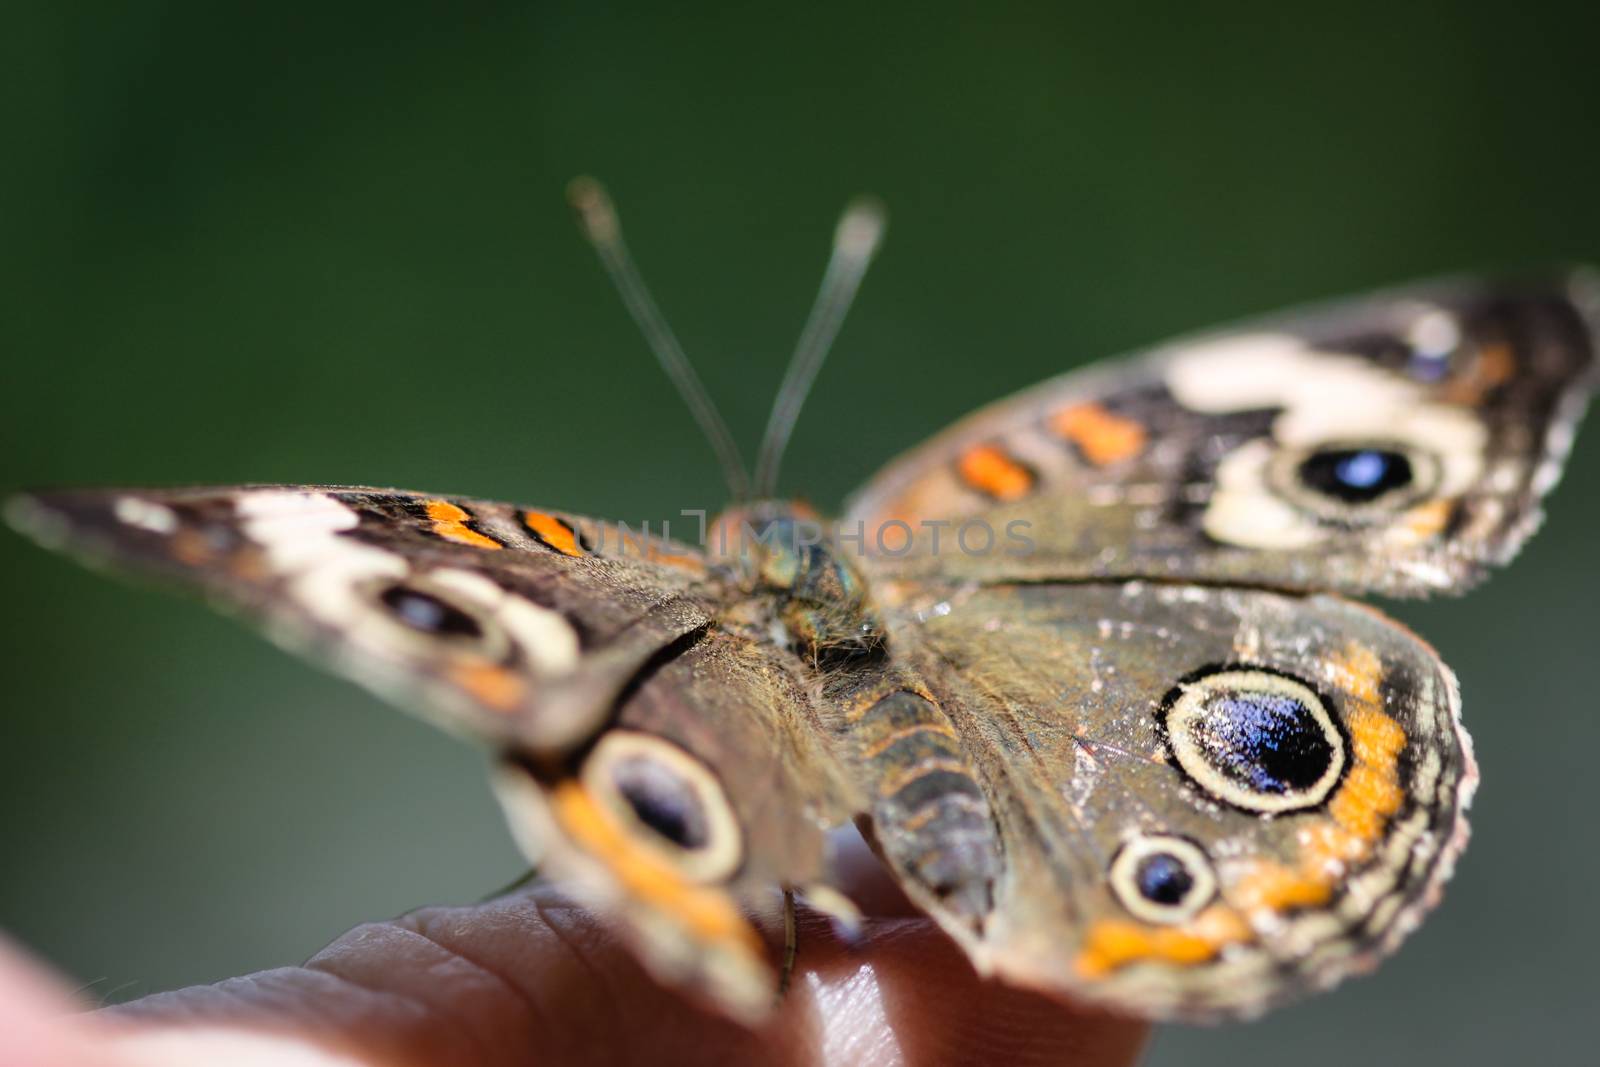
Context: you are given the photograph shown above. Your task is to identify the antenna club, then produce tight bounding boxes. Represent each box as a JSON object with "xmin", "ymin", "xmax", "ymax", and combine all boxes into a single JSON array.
[
  {"xmin": 835, "ymin": 196, "xmax": 887, "ymax": 258},
  {"xmin": 567, "ymin": 176, "xmax": 620, "ymax": 245}
]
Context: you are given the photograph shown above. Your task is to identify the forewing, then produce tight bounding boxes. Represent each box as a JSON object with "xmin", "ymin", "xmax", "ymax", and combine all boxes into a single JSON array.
[
  {"xmin": 8, "ymin": 485, "xmax": 712, "ymax": 750},
  {"xmin": 870, "ymin": 579, "xmax": 1472, "ymax": 1020},
  {"xmin": 9, "ymin": 484, "xmax": 860, "ymax": 1019},
  {"xmin": 849, "ymin": 272, "xmax": 1596, "ymax": 595}
]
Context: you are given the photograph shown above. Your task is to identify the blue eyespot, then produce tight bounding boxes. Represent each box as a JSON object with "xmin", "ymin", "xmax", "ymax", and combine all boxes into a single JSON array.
[
  {"xmin": 1163, "ymin": 667, "xmax": 1347, "ymax": 813},
  {"xmin": 1192, "ymin": 690, "xmax": 1335, "ymax": 796},
  {"xmin": 378, "ymin": 584, "xmax": 483, "ymax": 638},
  {"xmin": 1110, "ymin": 834, "xmax": 1217, "ymax": 921},
  {"xmin": 1335, "ymin": 450, "xmax": 1389, "ymax": 490},
  {"xmin": 1135, "ymin": 852, "xmax": 1196, "ymax": 906},
  {"xmin": 1298, "ymin": 447, "xmax": 1413, "ymax": 504}
]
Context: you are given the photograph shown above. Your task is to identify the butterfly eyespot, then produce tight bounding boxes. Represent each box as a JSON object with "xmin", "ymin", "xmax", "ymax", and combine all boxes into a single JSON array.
[
  {"xmin": 612, "ymin": 757, "xmax": 710, "ymax": 850},
  {"xmin": 1269, "ymin": 440, "xmax": 1443, "ymax": 523},
  {"xmin": 1161, "ymin": 667, "xmax": 1347, "ymax": 814},
  {"xmin": 378, "ymin": 584, "xmax": 485, "ymax": 639},
  {"xmin": 355, "ymin": 573, "xmax": 513, "ymax": 662},
  {"xmin": 1109, "ymin": 834, "xmax": 1216, "ymax": 924},
  {"xmin": 1298, "ymin": 448, "xmax": 1413, "ymax": 503},
  {"xmin": 349, "ymin": 567, "xmax": 581, "ymax": 678},
  {"xmin": 1135, "ymin": 852, "xmax": 1193, "ymax": 904},
  {"xmin": 581, "ymin": 731, "xmax": 743, "ymax": 883}
]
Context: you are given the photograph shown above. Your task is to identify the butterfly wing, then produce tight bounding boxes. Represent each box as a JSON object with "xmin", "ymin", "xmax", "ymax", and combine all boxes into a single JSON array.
[
  {"xmin": 848, "ymin": 272, "xmax": 1596, "ymax": 594},
  {"xmin": 834, "ymin": 274, "xmax": 1583, "ymax": 1016},
  {"xmin": 8, "ymin": 485, "xmax": 858, "ymax": 1019},
  {"xmin": 860, "ymin": 578, "xmax": 1472, "ymax": 1020},
  {"xmin": 491, "ymin": 621, "xmax": 860, "ymax": 1021},
  {"xmin": 8, "ymin": 485, "xmax": 713, "ymax": 750}
]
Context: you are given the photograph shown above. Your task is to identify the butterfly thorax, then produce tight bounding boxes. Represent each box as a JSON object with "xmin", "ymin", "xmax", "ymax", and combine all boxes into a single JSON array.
[{"xmin": 708, "ymin": 502, "xmax": 886, "ymax": 666}]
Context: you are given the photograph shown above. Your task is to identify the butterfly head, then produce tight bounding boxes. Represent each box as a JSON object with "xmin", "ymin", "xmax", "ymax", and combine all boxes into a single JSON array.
[{"xmin": 707, "ymin": 501, "xmax": 887, "ymax": 666}]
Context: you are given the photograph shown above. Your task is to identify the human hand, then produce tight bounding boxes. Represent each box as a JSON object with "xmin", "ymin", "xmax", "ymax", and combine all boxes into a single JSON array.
[{"xmin": 3, "ymin": 837, "xmax": 1149, "ymax": 1067}]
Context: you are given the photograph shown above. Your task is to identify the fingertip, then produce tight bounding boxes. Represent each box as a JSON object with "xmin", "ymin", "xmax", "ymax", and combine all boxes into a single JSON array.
[
  {"xmin": 797, "ymin": 828, "xmax": 1150, "ymax": 1066},
  {"xmin": 779, "ymin": 912, "xmax": 1149, "ymax": 1067},
  {"xmin": 108, "ymin": 1027, "xmax": 378, "ymax": 1067}
]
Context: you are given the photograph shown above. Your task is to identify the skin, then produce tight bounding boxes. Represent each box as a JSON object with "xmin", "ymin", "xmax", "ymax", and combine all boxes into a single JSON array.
[{"xmin": 1, "ymin": 836, "xmax": 1148, "ymax": 1067}]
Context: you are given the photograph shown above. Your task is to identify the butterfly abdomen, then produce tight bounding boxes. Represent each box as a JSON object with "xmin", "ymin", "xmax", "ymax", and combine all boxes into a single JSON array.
[{"xmin": 841, "ymin": 685, "xmax": 1002, "ymax": 927}]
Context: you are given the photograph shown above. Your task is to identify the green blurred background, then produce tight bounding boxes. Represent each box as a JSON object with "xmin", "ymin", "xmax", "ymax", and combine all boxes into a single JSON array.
[{"xmin": 4, "ymin": 3, "xmax": 1599, "ymax": 1063}]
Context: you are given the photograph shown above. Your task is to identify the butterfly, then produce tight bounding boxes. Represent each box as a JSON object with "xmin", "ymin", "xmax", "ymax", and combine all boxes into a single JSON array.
[{"xmin": 9, "ymin": 178, "xmax": 1595, "ymax": 1024}]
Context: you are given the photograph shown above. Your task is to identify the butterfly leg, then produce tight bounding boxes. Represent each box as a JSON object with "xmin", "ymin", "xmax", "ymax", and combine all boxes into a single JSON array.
[
  {"xmin": 479, "ymin": 866, "xmax": 542, "ymax": 903},
  {"xmin": 776, "ymin": 887, "xmax": 799, "ymax": 1004}
]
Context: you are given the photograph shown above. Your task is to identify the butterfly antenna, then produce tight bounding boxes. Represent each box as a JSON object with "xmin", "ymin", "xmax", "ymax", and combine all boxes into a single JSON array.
[
  {"xmin": 568, "ymin": 177, "xmax": 752, "ymax": 500},
  {"xmin": 752, "ymin": 196, "xmax": 886, "ymax": 499}
]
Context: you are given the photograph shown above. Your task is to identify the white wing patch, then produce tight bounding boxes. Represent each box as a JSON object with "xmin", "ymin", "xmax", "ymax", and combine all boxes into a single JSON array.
[
  {"xmin": 429, "ymin": 567, "xmax": 580, "ymax": 675},
  {"xmin": 1165, "ymin": 324, "xmax": 1485, "ymax": 553},
  {"xmin": 237, "ymin": 490, "xmax": 407, "ymax": 629},
  {"xmin": 113, "ymin": 496, "xmax": 179, "ymax": 534},
  {"xmin": 234, "ymin": 490, "xmax": 580, "ymax": 679}
]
